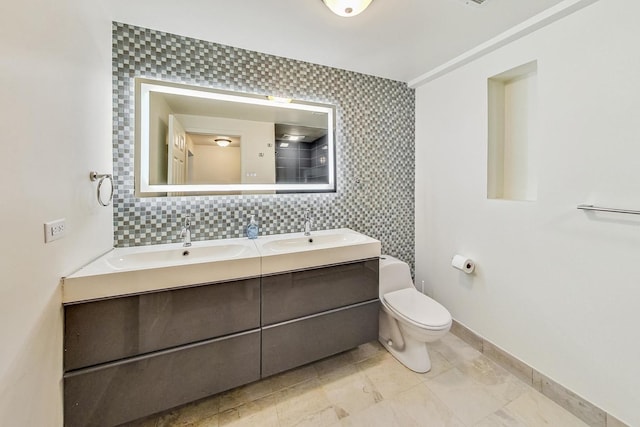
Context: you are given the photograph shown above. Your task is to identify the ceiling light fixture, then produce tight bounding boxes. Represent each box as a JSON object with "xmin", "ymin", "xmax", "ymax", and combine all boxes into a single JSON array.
[
  {"xmin": 214, "ymin": 138, "xmax": 231, "ymax": 147},
  {"xmin": 322, "ymin": 0, "xmax": 373, "ymax": 17}
]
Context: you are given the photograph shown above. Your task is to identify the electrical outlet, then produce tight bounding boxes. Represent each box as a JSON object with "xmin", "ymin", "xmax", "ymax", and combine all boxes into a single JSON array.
[{"xmin": 44, "ymin": 218, "xmax": 66, "ymax": 243}]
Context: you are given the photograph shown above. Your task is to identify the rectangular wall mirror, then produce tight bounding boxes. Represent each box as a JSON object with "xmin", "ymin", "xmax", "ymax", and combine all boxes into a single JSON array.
[{"xmin": 135, "ymin": 78, "xmax": 336, "ymax": 196}]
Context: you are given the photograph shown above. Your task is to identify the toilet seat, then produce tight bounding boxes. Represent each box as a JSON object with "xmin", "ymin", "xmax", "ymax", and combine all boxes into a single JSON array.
[{"xmin": 383, "ymin": 288, "xmax": 451, "ymax": 330}]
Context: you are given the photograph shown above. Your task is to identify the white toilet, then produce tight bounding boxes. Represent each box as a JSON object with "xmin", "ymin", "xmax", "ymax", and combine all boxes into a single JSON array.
[{"xmin": 378, "ymin": 255, "xmax": 452, "ymax": 373}]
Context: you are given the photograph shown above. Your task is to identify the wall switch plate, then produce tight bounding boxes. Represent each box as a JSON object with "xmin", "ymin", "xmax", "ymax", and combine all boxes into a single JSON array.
[{"xmin": 44, "ymin": 218, "xmax": 66, "ymax": 243}]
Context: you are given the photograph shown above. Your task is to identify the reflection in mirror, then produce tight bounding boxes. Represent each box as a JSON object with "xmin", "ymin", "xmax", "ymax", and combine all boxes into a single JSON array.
[{"xmin": 136, "ymin": 79, "xmax": 335, "ymax": 196}]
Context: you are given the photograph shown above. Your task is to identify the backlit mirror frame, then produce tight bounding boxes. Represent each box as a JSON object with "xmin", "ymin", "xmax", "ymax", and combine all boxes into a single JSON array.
[{"xmin": 135, "ymin": 78, "xmax": 336, "ymax": 196}]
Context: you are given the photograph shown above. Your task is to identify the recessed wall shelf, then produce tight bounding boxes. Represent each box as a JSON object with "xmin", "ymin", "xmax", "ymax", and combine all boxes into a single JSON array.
[{"xmin": 487, "ymin": 61, "xmax": 538, "ymax": 201}]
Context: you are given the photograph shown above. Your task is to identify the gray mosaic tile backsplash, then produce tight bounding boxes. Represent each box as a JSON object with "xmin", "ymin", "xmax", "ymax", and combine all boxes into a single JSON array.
[{"xmin": 112, "ymin": 22, "xmax": 415, "ymax": 267}]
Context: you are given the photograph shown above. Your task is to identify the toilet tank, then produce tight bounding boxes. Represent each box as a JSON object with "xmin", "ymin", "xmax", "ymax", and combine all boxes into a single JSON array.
[{"xmin": 379, "ymin": 255, "xmax": 415, "ymax": 296}]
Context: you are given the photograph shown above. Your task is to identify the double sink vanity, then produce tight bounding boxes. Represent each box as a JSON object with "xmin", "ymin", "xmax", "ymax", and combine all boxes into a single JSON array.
[{"xmin": 62, "ymin": 228, "xmax": 380, "ymax": 427}]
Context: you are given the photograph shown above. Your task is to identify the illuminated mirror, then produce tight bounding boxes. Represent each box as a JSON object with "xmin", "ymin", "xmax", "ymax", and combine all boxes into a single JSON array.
[{"xmin": 136, "ymin": 79, "xmax": 336, "ymax": 196}]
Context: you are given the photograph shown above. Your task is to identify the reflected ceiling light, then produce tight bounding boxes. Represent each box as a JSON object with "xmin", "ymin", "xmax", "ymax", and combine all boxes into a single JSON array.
[
  {"xmin": 267, "ymin": 95, "xmax": 292, "ymax": 103},
  {"xmin": 279, "ymin": 142, "xmax": 290, "ymax": 148},
  {"xmin": 214, "ymin": 138, "xmax": 231, "ymax": 147},
  {"xmin": 322, "ymin": 0, "xmax": 373, "ymax": 17},
  {"xmin": 283, "ymin": 134, "xmax": 305, "ymax": 141}
]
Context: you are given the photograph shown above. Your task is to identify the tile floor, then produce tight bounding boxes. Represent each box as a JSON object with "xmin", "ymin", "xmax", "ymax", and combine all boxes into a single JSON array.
[{"xmin": 126, "ymin": 333, "xmax": 589, "ymax": 427}]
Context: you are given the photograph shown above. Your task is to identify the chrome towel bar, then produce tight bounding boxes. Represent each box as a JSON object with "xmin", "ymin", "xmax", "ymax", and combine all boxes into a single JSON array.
[{"xmin": 577, "ymin": 204, "xmax": 640, "ymax": 216}]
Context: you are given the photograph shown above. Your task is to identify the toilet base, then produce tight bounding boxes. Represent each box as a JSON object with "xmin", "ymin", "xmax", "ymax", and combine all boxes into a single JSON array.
[{"xmin": 378, "ymin": 335, "xmax": 432, "ymax": 373}]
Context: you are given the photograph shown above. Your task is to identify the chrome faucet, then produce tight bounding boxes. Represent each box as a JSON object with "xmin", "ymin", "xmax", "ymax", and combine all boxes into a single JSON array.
[
  {"xmin": 303, "ymin": 209, "xmax": 313, "ymax": 236},
  {"xmin": 180, "ymin": 215, "xmax": 192, "ymax": 247}
]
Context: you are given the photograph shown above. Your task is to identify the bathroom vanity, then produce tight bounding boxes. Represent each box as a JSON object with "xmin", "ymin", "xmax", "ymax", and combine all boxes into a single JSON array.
[{"xmin": 62, "ymin": 229, "xmax": 380, "ymax": 427}]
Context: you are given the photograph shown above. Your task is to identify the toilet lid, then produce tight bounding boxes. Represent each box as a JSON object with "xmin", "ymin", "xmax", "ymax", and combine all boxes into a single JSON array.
[{"xmin": 383, "ymin": 288, "xmax": 451, "ymax": 329}]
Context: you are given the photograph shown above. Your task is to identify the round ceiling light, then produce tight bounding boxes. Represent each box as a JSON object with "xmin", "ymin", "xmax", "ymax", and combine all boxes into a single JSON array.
[
  {"xmin": 214, "ymin": 138, "xmax": 231, "ymax": 147},
  {"xmin": 322, "ymin": 0, "xmax": 373, "ymax": 17}
]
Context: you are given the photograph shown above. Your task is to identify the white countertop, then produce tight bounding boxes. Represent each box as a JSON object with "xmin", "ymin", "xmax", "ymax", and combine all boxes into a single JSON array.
[{"xmin": 62, "ymin": 228, "xmax": 380, "ymax": 304}]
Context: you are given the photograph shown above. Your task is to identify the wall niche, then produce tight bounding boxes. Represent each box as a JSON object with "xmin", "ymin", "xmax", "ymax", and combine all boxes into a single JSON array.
[{"xmin": 487, "ymin": 61, "xmax": 538, "ymax": 201}]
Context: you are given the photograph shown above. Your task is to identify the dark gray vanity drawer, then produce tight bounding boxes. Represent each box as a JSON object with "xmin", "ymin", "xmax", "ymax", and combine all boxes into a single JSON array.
[
  {"xmin": 64, "ymin": 329, "xmax": 260, "ymax": 427},
  {"xmin": 261, "ymin": 259, "xmax": 379, "ymax": 325},
  {"xmin": 262, "ymin": 300, "xmax": 379, "ymax": 377},
  {"xmin": 64, "ymin": 278, "xmax": 260, "ymax": 371}
]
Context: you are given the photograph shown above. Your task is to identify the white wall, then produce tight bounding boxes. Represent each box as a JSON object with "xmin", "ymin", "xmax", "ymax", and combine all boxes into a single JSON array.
[
  {"xmin": 414, "ymin": 0, "xmax": 640, "ymax": 424},
  {"xmin": 191, "ymin": 145, "xmax": 241, "ymax": 184},
  {"xmin": 0, "ymin": 0, "xmax": 113, "ymax": 425},
  {"xmin": 149, "ymin": 93, "xmax": 171, "ymax": 184}
]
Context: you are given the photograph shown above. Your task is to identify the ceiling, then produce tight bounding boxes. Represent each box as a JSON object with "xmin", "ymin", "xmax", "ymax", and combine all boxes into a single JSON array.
[{"xmin": 109, "ymin": 0, "xmax": 567, "ymax": 83}]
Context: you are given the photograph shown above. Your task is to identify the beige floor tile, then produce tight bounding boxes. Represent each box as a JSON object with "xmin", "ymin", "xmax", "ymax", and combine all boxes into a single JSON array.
[
  {"xmin": 123, "ymin": 395, "xmax": 220, "ymax": 427},
  {"xmin": 321, "ymin": 370, "xmax": 383, "ymax": 419},
  {"xmin": 314, "ymin": 351, "xmax": 358, "ymax": 379},
  {"xmin": 473, "ymin": 409, "xmax": 529, "ymax": 427},
  {"xmin": 356, "ymin": 352, "xmax": 423, "ymax": 399},
  {"xmin": 457, "ymin": 355, "xmax": 529, "ymax": 405},
  {"xmin": 190, "ymin": 414, "xmax": 219, "ymax": 427},
  {"xmin": 121, "ymin": 340, "xmax": 594, "ymax": 427},
  {"xmin": 276, "ymin": 378, "xmax": 339, "ymax": 427},
  {"xmin": 388, "ymin": 382, "xmax": 466, "ymax": 426},
  {"xmin": 339, "ymin": 401, "xmax": 403, "ymax": 427},
  {"xmin": 417, "ymin": 347, "xmax": 454, "ymax": 380},
  {"xmin": 500, "ymin": 390, "xmax": 590, "ymax": 427},
  {"xmin": 263, "ymin": 363, "xmax": 319, "ymax": 393},
  {"xmin": 218, "ymin": 394, "xmax": 279, "ymax": 427},
  {"xmin": 425, "ymin": 367, "xmax": 505, "ymax": 426},
  {"xmin": 218, "ymin": 379, "xmax": 276, "ymax": 412},
  {"xmin": 347, "ymin": 340, "xmax": 386, "ymax": 363},
  {"xmin": 430, "ymin": 333, "xmax": 483, "ymax": 367}
]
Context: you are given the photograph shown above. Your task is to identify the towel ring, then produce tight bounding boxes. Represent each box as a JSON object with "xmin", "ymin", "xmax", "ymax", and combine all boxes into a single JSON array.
[{"xmin": 89, "ymin": 171, "xmax": 114, "ymax": 207}]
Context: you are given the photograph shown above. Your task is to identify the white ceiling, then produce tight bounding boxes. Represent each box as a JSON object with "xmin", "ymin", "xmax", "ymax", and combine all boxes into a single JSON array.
[{"xmin": 109, "ymin": 0, "xmax": 567, "ymax": 83}]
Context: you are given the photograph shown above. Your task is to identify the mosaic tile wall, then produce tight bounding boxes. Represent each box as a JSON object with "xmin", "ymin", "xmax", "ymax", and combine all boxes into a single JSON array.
[{"xmin": 112, "ymin": 22, "xmax": 416, "ymax": 267}]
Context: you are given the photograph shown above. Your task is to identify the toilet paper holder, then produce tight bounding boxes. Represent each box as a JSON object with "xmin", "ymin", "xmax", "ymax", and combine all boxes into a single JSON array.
[{"xmin": 451, "ymin": 254, "xmax": 475, "ymax": 274}]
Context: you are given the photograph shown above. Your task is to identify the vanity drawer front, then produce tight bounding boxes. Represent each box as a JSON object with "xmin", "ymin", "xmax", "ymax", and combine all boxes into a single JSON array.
[
  {"xmin": 64, "ymin": 277, "xmax": 260, "ymax": 371},
  {"xmin": 262, "ymin": 300, "xmax": 379, "ymax": 377},
  {"xmin": 261, "ymin": 259, "xmax": 379, "ymax": 325},
  {"xmin": 64, "ymin": 329, "xmax": 260, "ymax": 427}
]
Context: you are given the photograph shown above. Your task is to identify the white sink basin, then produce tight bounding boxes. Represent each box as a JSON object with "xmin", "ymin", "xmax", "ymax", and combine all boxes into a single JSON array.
[
  {"xmin": 261, "ymin": 231, "xmax": 366, "ymax": 253},
  {"xmin": 106, "ymin": 243, "xmax": 247, "ymax": 270},
  {"xmin": 63, "ymin": 238, "xmax": 261, "ymax": 303},
  {"xmin": 255, "ymin": 228, "xmax": 380, "ymax": 274}
]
